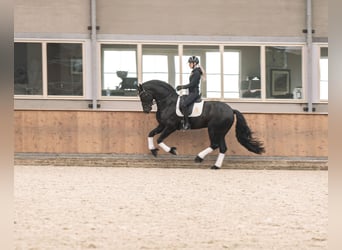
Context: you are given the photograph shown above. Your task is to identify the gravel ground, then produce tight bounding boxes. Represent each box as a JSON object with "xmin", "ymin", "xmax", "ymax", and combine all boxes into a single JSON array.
[{"xmin": 14, "ymin": 165, "xmax": 328, "ymax": 250}]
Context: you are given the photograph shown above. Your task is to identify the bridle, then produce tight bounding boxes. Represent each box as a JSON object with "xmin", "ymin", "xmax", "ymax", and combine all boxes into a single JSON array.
[
  {"xmin": 138, "ymin": 84, "xmax": 175, "ymax": 111},
  {"xmin": 138, "ymin": 87, "xmax": 155, "ymax": 111}
]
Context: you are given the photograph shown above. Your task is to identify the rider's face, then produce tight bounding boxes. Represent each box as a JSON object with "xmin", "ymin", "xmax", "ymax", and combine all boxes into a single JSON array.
[{"xmin": 189, "ymin": 62, "xmax": 195, "ymax": 69}]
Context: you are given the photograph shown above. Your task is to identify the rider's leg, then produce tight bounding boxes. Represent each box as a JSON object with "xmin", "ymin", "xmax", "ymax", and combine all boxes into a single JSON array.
[
  {"xmin": 180, "ymin": 104, "xmax": 190, "ymax": 130},
  {"xmin": 180, "ymin": 93, "xmax": 198, "ymax": 130}
]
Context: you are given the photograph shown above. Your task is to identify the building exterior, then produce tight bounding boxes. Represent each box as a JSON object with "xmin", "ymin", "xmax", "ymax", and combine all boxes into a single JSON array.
[{"xmin": 14, "ymin": 0, "xmax": 328, "ymax": 157}]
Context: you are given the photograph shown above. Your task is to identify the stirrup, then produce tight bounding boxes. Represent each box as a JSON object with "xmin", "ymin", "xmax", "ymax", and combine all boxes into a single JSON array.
[{"xmin": 182, "ymin": 122, "xmax": 191, "ymax": 130}]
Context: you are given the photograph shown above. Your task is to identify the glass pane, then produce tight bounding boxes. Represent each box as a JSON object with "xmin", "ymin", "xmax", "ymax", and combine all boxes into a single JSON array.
[
  {"xmin": 179, "ymin": 55, "xmax": 193, "ymax": 86},
  {"xmin": 223, "ymin": 50, "xmax": 240, "ymax": 99},
  {"xmin": 143, "ymin": 55, "xmax": 168, "ymax": 82},
  {"xmin": 206, "ymin": 74, "xmax": 221, "ymax": 98},
  {"xmin": 47, "ymin": 43, "xmax": 83, "ymax": 96},
  {"xmin": 14, "ymin": 43, "xmax": 42, "ymax": 95},
  {"xmin": 142, "ymin": 45, "xmax": 178, "ymax": 87},
  {"xmin": 182, "ymin": 45, "xmax": 220, "ymax": 98},
  {"xmin": 266, "ymin": 46, "xmax": 302, "ymax": 99},
  {"xmin": 224, "ymin": 75, "xmax": 240, "ymax": 98},
  {"xmin": 101, "ymin": 44, "xmax": 137, "ymax": 96},
  {"xmin": 226, "ymin": 46, "xmax": 261, "ymax": 99},
  {"xmin": 206, "ymin": 52, "xmax": 221, "ymax": 98},
  {"xmin": 320, "ymin": 47, "xmax": 328, "ymax": 100}
]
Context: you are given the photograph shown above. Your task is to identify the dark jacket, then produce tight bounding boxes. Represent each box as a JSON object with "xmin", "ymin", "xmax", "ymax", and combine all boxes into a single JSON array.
[
  {"xmin": 183, "ymin": 67, "xmax": 202, "ymax": 94},
  {"xmin": 181, "ymin": 67, "xmax": 202, "ymax": 107}
]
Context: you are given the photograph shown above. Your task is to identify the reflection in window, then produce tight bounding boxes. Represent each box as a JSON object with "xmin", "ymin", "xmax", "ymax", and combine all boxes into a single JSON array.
[
  {"xmin": 266, "ymin": 46, "xmax": 302, "ymax": 99},
  {"xmin": 47, "ymin": 43, "xmax": 83, "ymax": 96},
  {"xmin": 14, "ymin": 43, "xmax": 42, "ymax": 95},
  {"xmin": 102, "ymin": 44, "xmax": 137, "ymax": 96},
  {"xmin": 182, "ymin": 46, "xmax": 220, "ymax": 98},
  {"xmin": 320, "ymin": 47, "xmax": 328, "ymax": 100},
  {"xmin": 228, "ymin": 46, "xmax": 261, "ymax": 99},
  {"xmin": 142, "ymin": 45, "xmax": 178, "ymax": 86}
]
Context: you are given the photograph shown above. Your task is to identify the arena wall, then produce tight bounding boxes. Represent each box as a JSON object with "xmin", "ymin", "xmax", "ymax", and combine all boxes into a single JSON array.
[{"xmin": 14, "ymin": 110, "xmax": 327, "ymax": 157}]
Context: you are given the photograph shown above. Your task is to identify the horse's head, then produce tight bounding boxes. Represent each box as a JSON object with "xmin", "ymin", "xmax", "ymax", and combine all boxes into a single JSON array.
[{"xmin": 138, "ymin": 84, "xmax": 154, "ymax": 113}]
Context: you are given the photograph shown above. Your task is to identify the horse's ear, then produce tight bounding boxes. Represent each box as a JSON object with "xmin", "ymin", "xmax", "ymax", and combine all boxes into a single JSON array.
[{"xmin": 137, "ymin": 83, "xmax": 143, "ymax": 92}]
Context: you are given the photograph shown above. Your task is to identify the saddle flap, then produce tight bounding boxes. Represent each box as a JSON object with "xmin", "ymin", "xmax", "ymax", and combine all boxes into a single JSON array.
[{"xmin": 176, "ymin": 96, "xmax": 204, "ymax": 117}]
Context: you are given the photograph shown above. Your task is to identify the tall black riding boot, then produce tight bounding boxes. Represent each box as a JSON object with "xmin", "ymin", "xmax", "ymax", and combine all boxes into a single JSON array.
[{"xmin": 182, "ymin": 106, "xmax": 191, "ymax": 130}]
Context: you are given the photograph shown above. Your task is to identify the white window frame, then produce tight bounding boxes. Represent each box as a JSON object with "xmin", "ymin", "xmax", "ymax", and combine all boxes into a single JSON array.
[
  {"xmin": 318, "ymin": 45, "xmax": 328, "ymax": 102},
  {"xmin": 14, "ymin": 39, "xmax": 86, "ymax": 99}
]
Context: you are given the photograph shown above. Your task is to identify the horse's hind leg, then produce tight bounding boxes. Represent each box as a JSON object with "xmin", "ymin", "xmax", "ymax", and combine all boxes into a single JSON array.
[
  {"xmin": 194, "ymin": 128, "xmax": 220, "ymax": 163},
  {"xmin": 201, "ymin": 124, "xmax": 229, "ymax": 169},
  {"xmin": 211, "ymin": 137, "xmax": 227, "ymax": 170}
]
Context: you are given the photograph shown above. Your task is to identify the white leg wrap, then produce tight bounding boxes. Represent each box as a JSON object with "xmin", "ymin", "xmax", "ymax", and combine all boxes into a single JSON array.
[
  {"xmin": 158, "ymin": 142, "xmax": 171, "ymax": 152},
  {"xmin": 214, "ymin": 153, "xmax": 225, "ymax": 168},
  {"xmin": 148, "ymin": 137, "xmax": 155, "ymax": 150},
  {"xmin": 198, "ymin": 147, "xmax": 214, "ymax": 159}
]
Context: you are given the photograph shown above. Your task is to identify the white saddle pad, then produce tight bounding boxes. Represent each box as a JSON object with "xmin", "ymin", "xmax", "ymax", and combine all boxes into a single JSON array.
[{"xmin": 176, "ymin": 97, "xmax": 205, "ymax": 117}]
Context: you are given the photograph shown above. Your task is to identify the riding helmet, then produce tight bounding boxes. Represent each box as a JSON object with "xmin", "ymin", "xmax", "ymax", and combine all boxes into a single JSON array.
[{"xmin": 188, "ymin": 56, "xmax": 199, "ymax": 65}]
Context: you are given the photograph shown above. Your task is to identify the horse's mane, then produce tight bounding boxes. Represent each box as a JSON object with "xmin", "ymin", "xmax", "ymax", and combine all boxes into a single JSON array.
[{"xmin": 142, "ymin": 80, "xmax": 177, "ymax": 94}]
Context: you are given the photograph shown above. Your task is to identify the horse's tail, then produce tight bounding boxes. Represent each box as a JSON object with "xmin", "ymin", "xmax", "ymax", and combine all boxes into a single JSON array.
[{"xmin": 233, "ymin": 109, "xmax": 265, "ymax": 154}]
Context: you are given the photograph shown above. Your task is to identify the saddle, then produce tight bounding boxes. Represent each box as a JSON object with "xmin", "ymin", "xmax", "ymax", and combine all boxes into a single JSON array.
[{"xmin": 176, "ymin": 95, "xmax": 204, "ymax": 117}]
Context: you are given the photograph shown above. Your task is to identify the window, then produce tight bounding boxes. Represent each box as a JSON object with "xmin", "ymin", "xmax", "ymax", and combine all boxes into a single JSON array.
[
  {"xmin": 101, "ymin": 44, "xmax": 138, "ymax": 96},
  {"xmin": 14, "ymin": 43, "xmax": 43, "ymax": 95},
  {"xmin": 14, "ymin": 42, "xmax": 84, "ymax": 97},
  {"xmin": 142, "ymin": 45, "xmax": 178, "ymax": 85},
  {"xmin": 206, "ymin": 52, "xmax": 221, "ymax": 98},
  {"xmin": 103, "ymin": 43, "xmax": 312, "ymax": 103},
  {"xmin": 320, "ymin": 47, "xmax": 328, "ymax": 101},
  {"xmin": 16, "ymin": 41, "xmax": 318, "ymax": 105},
  {"xmin": 266, "ymin": 46, "xmax": 303, "ymax": 99},
  {"xmin": 228, "ymin": 46, "xmax": 261, "ymax": 99},
  {"xmin": 47, "ymin": 43, "xmax": 83, "ymax": 96},
  {"xmin": 223, "ymin": 50, "xmax": 240, "ymax": 98}
]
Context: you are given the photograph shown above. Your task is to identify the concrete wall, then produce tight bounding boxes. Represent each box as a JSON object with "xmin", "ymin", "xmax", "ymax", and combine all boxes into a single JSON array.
[
  {"xmin": 15, "ymin": 110, "xmax": 328, "ymax": 157},
  {"xmin": 15, "ymin": 0, "xmax": 328, "ymax": 38},
  {"xmin": 312, "ymin": 0, "xmax": 328, "ymax": 38},
  {"xmin": 14, "ymin": 0, "xmax": 90, "ymax": 34}
]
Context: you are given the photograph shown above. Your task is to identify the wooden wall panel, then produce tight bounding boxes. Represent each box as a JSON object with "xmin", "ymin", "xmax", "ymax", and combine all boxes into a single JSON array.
[{"xmin": 14, "ymin": 111, "xmax": 328, "ymax": 157}]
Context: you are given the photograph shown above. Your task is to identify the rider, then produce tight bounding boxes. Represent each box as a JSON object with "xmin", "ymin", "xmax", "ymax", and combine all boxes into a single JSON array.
[{"xmin": 176, "ymin": 56, "xmax": 204, "ymax": 130}]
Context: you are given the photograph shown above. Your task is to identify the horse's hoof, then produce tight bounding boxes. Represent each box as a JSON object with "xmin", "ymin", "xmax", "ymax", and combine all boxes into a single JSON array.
[
  {"xmin": 195, "ymin": 156, "xmax": 203, "ymax": 163},
  {"xmin": 151, "ymin": 148, "xmax": 159, "ymax": 157},
  {"xmin": 210, "ymin": 166, "xmax": 220, "ymax": 170},
  {"xmin": 169, "ymin": 147, "xmax": 177, "ymax": 155}
]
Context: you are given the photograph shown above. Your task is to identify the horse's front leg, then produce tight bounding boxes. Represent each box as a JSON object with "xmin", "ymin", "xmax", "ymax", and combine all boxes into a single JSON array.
[
  {"xmin": 157, "ymin": 127, "xmax": 178, "ymax": 155},
  {"xmin": 148, "ymin": 124, "xmax": 165, "ymax": 157}
]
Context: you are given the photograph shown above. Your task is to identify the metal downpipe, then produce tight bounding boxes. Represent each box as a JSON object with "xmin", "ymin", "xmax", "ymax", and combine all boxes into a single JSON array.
[
  {"xmin": 91, "ymin": 0, "xmax": 97, "ymax": 109},
  {"xmin": 306, "ymin": 0, "xmax": 313, "ymax": 112}
]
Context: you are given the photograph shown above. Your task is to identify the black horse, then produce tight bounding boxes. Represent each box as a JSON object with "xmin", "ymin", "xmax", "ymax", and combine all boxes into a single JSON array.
[{"xmin": 138, "ymin": 80, "xmax": 265, "ymax": 169}]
